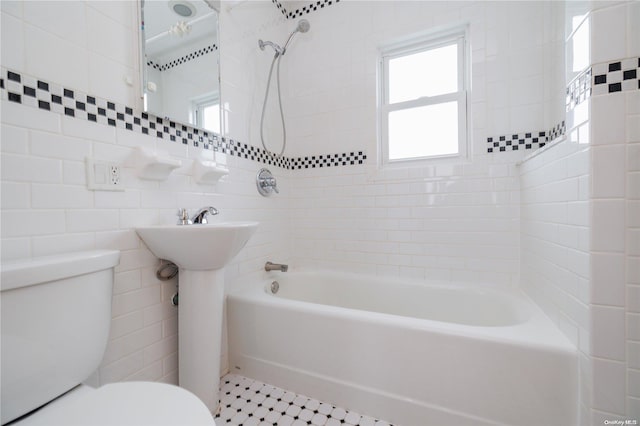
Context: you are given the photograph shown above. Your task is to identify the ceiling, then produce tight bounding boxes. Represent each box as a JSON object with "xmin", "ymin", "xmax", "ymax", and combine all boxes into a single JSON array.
[{"xmin": 144, "ymin": 0, "xmax": 218, "ymax": 59}]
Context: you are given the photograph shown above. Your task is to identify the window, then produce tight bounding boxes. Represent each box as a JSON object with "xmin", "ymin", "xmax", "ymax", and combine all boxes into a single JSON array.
[
  {"xmin": 193, "ymin": 94, "xmax": 221, "ymax": 134},
  {"xmin": 379, "ymin": 28, "xmax": 468, "ymax": 164}
]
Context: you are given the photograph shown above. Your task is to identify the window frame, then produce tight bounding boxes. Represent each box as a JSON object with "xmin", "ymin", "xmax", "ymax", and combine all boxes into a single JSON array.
[
  {"xmin": 378, "ymin": 27, "xmax": 470, "ymax": 167},
  {"xmin": 192, "ymin": 93, "xmax": 221, "ymax": 134}
]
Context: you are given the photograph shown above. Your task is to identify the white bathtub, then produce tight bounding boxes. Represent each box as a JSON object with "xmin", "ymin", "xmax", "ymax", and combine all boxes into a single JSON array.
[{"xmin": 227, "ymin": 271, "xmax": 577, "ymax": 426}]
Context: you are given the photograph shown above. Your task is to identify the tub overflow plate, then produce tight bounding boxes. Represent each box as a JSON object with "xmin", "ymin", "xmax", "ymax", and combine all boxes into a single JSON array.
[{"xmin": 270, "ymin": 281, "xmax": 279, "ymax": 294}]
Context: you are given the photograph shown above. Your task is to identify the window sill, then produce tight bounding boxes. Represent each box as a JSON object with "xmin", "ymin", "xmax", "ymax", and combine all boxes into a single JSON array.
[{"xmin": 367, "ymin": 154, "xmax": 474, "ymax": 183}]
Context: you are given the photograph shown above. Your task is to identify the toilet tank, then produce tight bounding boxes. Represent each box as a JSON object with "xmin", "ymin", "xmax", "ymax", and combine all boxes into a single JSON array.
[{"xmin": 1, "ymin": 250, "xmax": 120, "ymax": 425}]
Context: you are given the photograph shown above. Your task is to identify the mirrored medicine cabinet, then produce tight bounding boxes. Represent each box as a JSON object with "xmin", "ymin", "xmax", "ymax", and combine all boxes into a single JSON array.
[{"xmin": 138, "ymin": 0, "xmax": 221, "ymax": 134}]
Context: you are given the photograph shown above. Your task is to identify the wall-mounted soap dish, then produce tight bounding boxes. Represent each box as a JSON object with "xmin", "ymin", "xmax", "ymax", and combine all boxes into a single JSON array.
[
  {"xmin": 135, "ymin": 147, "xmax": 181, "ymax": 181},
  {"xmin": 192, "ymin": 158, "xmax": 229, "ymax": 184}
]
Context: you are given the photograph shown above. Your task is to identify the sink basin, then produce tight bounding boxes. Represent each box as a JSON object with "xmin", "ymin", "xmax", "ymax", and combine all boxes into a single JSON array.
[{"xmin": 136, "ymin": 222, "xmax": 258, "ymax": 271}]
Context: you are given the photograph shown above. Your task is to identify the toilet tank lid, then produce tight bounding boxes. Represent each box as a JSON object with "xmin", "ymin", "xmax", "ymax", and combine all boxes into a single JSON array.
[{"xmin": 1, "ymin": 250, "xmax": 120, "ymax": 292}]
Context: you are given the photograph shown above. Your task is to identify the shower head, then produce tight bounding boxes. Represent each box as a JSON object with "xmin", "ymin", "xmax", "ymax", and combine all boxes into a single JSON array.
[
  {"xmin": 282, "ymin": 19, "xmax": 311, "ymax": 55},
  {"xmin": 259, "ymin": 19, "xmax": 310, "ymax": 57}
]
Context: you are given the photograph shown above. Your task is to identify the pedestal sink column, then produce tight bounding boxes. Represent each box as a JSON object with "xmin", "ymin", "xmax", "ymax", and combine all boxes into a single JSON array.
[
  {"xmin": 178, "ymin": 269, "xmax": 225, "ymax": 413},
  {"xmin": 134, "ymin": 221, "xmax": 258, "ymax": 414}
]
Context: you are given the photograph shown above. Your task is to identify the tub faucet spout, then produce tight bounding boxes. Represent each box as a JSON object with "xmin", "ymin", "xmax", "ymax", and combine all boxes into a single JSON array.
[{"xmin": 265, "ymin": 261, "xmax": 288, "ymax": 272}]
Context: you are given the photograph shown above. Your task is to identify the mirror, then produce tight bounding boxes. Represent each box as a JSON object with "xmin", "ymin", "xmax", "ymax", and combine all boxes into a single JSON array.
[{"xmin": 140, "ymin": 0, "xmax": 220, "ymax": 134}]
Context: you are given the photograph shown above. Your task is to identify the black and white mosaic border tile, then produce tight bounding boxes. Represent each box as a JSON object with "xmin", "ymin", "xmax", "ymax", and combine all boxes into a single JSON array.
[
  {"xmin": 592, "ymin": 57, "xmax": 640, "ymax": 96},
  {"xmin": 1, "ymin": 68, "xmax": 218, "ymax": 148},
  {"xmin": 566, "ymin": 67, "xmax": 591, "ymax": 111},
  {"xmin": 0, "ymin": 68, "xmax": 364, "ymax": 171},
  {"xmin": 216, "ymin": 374, "xmax": 393, "ymax": 426},
  {"xmin": 272, "ymin": 0, "xmax": 340, "ymax": 19},
  {"xmin": 5, "ymin": 53, "xmax": 635, "ymax": 161},
  {"xmin": 230, "ymin": 141, "xmax": 290, "ymax": 169},
  {"xmin": 486, "ymin": 121, "xmax": 566, "ymax": 153},
  {"xmin": 147, "ymin": 44, "xmax": 218, "ymax": 72},
  {"xmin": 290, "ymin": 152, "xmax": 366, "ymax": 169},
  {"xmin": 494, "ymin": 57, "xmax": 639, "ymax": 153},
  {"xmin": 548, "ymin": 121, "xmax": 565, "ymax": 141},
  {"xmin": 565, "ymin": 57, "xmax": 640, "ymax": 111}
]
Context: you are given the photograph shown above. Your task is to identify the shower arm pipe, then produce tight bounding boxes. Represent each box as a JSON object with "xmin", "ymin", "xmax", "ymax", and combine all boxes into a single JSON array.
[{"xmin": 259, "ymin": 40, "xmax": 283, "ymax": 56}]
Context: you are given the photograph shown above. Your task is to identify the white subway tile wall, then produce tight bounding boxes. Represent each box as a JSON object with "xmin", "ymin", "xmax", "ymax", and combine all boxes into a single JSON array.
[
  {"xmin": 520, "ymin": 1, "xmax": 640, "ymax": 420},
  {"xmin": 518, "ymin": 103, "xmax": 591, "ymax": 422},
  {"xmin": 2, "ymin": 0, "xmax": 639, "ymax": 422},
  {"xmin": 1, "ymin": 1, "xmax": 291, "ymax": 385},
  {"xmin": 1, "ymin": 108, "xmax": 291, "ymax": 383},
  {"xmin": 596, "ymin": 87, "xmax": 640, "ymax": 419},
  {"xmin": 222, "ymin": 1, "xmax": 565, "ymax": 161},
  {"xmin": 219, "ymin": 0, "xmax": 564, "ymax": 285},
  {"xmin": 588, "ymin": 2, "xmax": 640, "ymax": 419},
  {"xmin": 288, "ymin": 161, "xmax": 520, "ymax": 285}
]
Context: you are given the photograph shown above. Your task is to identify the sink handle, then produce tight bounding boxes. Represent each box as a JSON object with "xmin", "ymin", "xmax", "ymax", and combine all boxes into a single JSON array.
[{"xmin": 177, "ymin": 208, "xmax": 193, "ymax": 225}]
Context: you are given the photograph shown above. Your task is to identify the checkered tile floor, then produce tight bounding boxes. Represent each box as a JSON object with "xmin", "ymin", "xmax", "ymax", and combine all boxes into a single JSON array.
[{"xmin": 215, "ymin": 374, "xmax": 394, "ymax": 426}]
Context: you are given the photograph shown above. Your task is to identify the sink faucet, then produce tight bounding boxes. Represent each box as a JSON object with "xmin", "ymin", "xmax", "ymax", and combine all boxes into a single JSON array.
[
  {"xmin": 265, "ymin": 261, "xmax": 288, "ymax": 272},
  {"xmin": 191, "ymin": 206, "xmax": 219, "ymax": 224},
  {"xmin": 177, "ymin": 207, "xmax": 219, "ymax": 225}
]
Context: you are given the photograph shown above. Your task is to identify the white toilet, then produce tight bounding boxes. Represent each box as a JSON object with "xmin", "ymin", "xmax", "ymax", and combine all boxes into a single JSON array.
[{"xmin": 0, "ymin": 250, "xmax": 216, "ymax": 426}]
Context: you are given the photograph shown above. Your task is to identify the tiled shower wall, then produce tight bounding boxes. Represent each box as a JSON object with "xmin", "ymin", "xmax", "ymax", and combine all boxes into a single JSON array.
[
  {"xmin": 277, "ymin": 1, "xmax": 566, "ymax": 159},
  {"xmin": 589, "ymin": 87, "xmax": 640, "ymax": 424},
  {"xmin": 520, "ymin": 1, "xmax": 640, "ymax": 423},
  {"xmin": 624, "ymin": 89, "xmax": 640, "ymax": 422},
  {"xmin": 0, "ymin": 1, "xmax": 291, "ymax": 385},
  {"xmin": 219, "ymin": 0, "xmax": 564, "ymax": 285},
  {"xmin": 288, "ymin": 161, "xmax": 521, "ymax": 285},
  {"xmin": 518, "ymin": 105, "xmax": 591, "ymax": 421},
  {"xmin": 586, "ymin": 2, "xmax": 640, "ymax": 422},
  {"xmin": 286, "ymin": 1, "xmax": 552, "ymax": 284}
]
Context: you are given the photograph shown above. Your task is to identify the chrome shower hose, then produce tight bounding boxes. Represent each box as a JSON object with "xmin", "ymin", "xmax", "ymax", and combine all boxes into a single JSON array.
[{"xmin": 259, "ymin": 54, "xmax": 286, "ymax": 158}]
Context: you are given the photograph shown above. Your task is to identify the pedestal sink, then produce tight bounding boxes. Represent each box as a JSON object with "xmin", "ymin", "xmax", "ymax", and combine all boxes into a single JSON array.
[{"xmin": 136, "ymin": 222, "xmax": 258, "ymax": 413}]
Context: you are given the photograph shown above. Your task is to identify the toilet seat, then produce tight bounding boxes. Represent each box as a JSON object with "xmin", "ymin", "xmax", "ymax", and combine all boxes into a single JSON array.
[{"xmin": 14, "ymin": 382, "xmax": 216, "ymax": 426}]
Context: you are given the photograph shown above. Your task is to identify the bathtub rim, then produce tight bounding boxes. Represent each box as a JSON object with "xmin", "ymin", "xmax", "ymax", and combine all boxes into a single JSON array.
[
  {"xmin": 263, "ymin": 270, "xmax": 534, "ymax": 326},
  {"xmin": 227, "ymin": 269, "xmax": 577, "ymax": 355}
]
